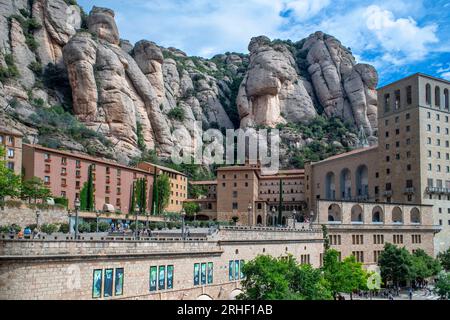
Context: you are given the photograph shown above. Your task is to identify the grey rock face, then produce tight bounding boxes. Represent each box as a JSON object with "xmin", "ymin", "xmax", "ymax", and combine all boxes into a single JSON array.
[
  {"xmin": 88, "ymin": 6, "xmax": 119, "ymax": 45},
  {"xmin": 237, "ymin": 36, "xmax": 317, "ymax": 128},
  {"xmin": 302, "ymin": 31, "xmax": 378, "ymax": 135}
]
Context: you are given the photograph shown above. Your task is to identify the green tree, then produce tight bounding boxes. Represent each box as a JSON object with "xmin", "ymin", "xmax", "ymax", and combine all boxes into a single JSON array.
[
  {"xmin": 153, "ymin": 174, "xmax": 171, "ymax": 215},
  {"xmin": 0, "ymin": 146, "xmax": 21, "ymax": 206},
  {"xmin": 434, "ymin": 272, "xmax": 450, "ymax": 300},
  {"xmin": 239, "ymin": 255, "xmax": 298, "ymax": 300},
  {"xmin": 411, "ymin": 249, "xmax": 441, "ymax": 283},
  {"xmin": 80, "ymin": 165, "xmax": 94, "ymax": 211},
  {"xmin": 239, "ymin": 255, "xmax": 332, "ymax": 300},
  {"xmin": 183, "ymin": 202, "xmax": 200, "ymax": 217},
  {"xmin": 438, "ymin": 249, "xmax": 450, "ymax": 271},
  {"xmin": 378, "ymin": 243, "xmax": 415, "ymax": 288},
  {"xmin": 21, "ymin": 177, "xmax": 51, "ymax": 203},
  {"xmin": 322, "ymin": 249, "xmax": 368, "ymax": 299},
  {"xmin": 291, "ymin": 264, "xmax": 333, "ymax": 300},
  {"xmin": 130, "ymin": 178, "xmax": 147, "ymax": 215}
]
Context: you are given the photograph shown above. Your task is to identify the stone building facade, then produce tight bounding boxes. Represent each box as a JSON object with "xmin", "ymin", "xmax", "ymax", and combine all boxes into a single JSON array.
[
  {"xmin": 21, "ymin": 144, "xmax": 187, "ymax": 215},
  {"xmin": 0, "ymin": 126, "xmax": 22, "ymax": 175},
  {"xmin": 0, "ymin": 227, "xmax": 324, "ymax": 300},
  {"xmin": 23, "ymin": 144, "xmax": 154, "ymax": 213}
]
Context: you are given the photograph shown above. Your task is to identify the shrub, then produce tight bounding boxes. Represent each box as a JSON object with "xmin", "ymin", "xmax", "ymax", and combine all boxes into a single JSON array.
[
  {"xmin": 40, "ymin": 223, "xmax": 59, "ymax": 235},
  {"xmin": 0, "ymin": 54, "xmax": 20, "ymax": 82},
  {"xmin": 167, "ymin": 106, "xmax": 185, "ymax": 121},
  {"xmin": 130, "ymin": 222, "xmax": 144, "ymax": 231},
  {"xmin": 54, "ymin": 197, "xmax": 68, "ymax": 208},
  {"xmin": 28, "ymin": 61, "xmax": 43, "ymax": 75},
  {"xmin": 26, "ymin": 224, "xmax": 37, "ymax": 231},
  {"xmin": 77, "ymin": 222, "xmax": 91, "ymax": 233},
  {"xmin": 98, "ymin": 222, "xmax": 110, "ymax": 232},
  {"xmin": 0, "ymin": 225, "xmax": 20, "ymax": 233},
  {"xmin": 58, "ymin": 223, "xmax": 70, "ymax": 233}
]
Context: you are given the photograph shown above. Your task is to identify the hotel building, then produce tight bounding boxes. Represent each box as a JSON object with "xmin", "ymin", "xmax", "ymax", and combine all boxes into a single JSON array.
[
  {"xmin": 22, "ymin": 144, "xmax": 154, "ymax": 213},
  {"xmin": 0, "ymin": 126, "xmax": 23, "ymax": 176}
]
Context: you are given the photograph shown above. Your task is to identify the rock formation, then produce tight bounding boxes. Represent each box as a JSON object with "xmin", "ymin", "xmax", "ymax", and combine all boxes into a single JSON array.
[
  {"xmin": 238, "ymin": 32, "xmax": 378, "ymax": 137},
  {"xmin": 0, "ymin": 3, "xmax": 379, "ymax": 165},
  {"xmin": 237, "ymin": 36, "xmax": 317, "ymax": 128}
]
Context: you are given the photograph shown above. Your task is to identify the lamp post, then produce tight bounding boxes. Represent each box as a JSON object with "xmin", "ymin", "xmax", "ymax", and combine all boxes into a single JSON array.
[
  {"xmin": 35, "ymin": 210, "xmax": 41, "ymax": 230},
  {"xmin": 180, "ymin": 208, "xmax": 186, "ymax": 240},
  {"xmin": 74, "ymin": 197, "xmax": 80, "ymax": 239},
  {"xmin": 292, "ymin": 208, "xmax": 297, "ymax": 229},
  {"xmin": 309, "ymin": 210, "xmax": 314, "ymax": 229},
  {"xmin": 247, "ymin": 203, "xmax": 252, "ymax": 226},
  {"xmin": 271, "ymin": 206, "xmax": 276, "ymax": 227},
  {"xmin": 95, "ymin": 210, "xmax": 101, "ymax": 233},
  {"xmin": 68, "ymin": 210, "xmax": 72, "ymax": 234},
  {"xmin": 134, "ymin": 203, "xmax": 139, "ymax": 239}
]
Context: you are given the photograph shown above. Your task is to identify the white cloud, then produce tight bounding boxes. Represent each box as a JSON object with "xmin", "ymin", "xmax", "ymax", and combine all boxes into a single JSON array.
[
  {"xmin": 284, "ymin": 0, "xmax": 331, "ymax": 21},
  {"xmin": 364, "ymin": 5, "xmax": 438, "ymax": 65}
]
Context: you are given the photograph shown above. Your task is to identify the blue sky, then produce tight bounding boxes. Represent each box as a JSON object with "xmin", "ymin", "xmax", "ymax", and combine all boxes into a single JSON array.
[{"xmin": 78, "ymin": 0, "xmax": 450, "ymax": 87}]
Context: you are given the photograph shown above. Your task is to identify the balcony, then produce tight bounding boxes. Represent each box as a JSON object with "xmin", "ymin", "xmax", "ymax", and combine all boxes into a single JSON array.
[
  {"xmin": 426, "ymin": 187, "xmax": 450, "ymax": 195},
  {"xmin": 44, "ymin": 181, "xmax": 51, "ymax": 186},
  {"xmin": 44, "ymin": 169, "xmax": 51, "ymax": 174},
  {"xmin": 61, "ymin": 172, "xmax": 67, "ymax": 176},
  {"xmin": 61, "ymin": 184, "xmax": 67, "ymax": 188},
  {"xmin": 44, "ymin": 158, "xmax": 51, "ymax": 163},
  {"xmin": 404, "ymin": 187, "xmax": 415, "ymax": 195},
  {"xmin": 383, "ymin": 190, "xmax": 393, "ymax": 197}
]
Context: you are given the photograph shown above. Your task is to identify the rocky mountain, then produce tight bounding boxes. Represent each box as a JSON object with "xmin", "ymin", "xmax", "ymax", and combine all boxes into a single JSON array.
[{"xmin": 0, "ymin": 1, "xmax": 378, "ymax": 167}]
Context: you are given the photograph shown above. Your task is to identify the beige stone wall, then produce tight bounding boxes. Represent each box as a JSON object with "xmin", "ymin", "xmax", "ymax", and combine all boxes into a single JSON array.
[
  {"xmin": 0, "ymin": 206, "xmax": 68, "ymax": 228},
  {"xmin": 316, "ymin": 200, "xmax": 438, "ymax": 262},
  {"xmin": 305, "ymin": 147, "xmax": 379, "ymax": 214},
  {"xmin": 0, "ymin": 228, "xmax": 324, "ymax": 300}
]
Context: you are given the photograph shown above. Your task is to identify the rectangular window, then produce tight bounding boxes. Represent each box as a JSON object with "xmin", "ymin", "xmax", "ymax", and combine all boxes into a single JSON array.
[
  {"xmin": 92, "ymin": 269, "xmax": 102, "ymax": 299},
  {"xmin": 158, "ymin": 266, "xmax": 166, "ymax": 290},
  {"xmin": 7, "ymin": 148, "xmax": 14, "ymax": 158},
  {"xmin": 229, "ymin": 260, "xmax": 234, "ymax": 281},
  {"xmin": 207, "ymin": 262, "xmax": 213, "ymax": 284},
  {"xmin": 406, "ymin": 86, "xmax": 412, "ymax": 105},
  {"xmin": 193, "ymin": 263, "xmax": 200, "ymax": 286},
  {"xmin": 240, "ymin": 260, "xmax": 245, "ymax": 279},
  {"xmin": 150, "ymin": 266, "xmax": 157, "ymax": 291},
  {"xmin": 115, "ymin": 268, "xmax": 124, "ymax": 296},
  {"xmin": 167, "ymin": 265, "xmax": 174, "ymax": 290},
  {"xmin": 201, "ymin": 263, "xmax": 207, "ymax": 285},
  {"xmin": 103, "ymin": 268, "xmax": 113, "ymax": 298},
  {"xmin": 234, "ymin": 260, "xmax": 240, "ymax": 280}
]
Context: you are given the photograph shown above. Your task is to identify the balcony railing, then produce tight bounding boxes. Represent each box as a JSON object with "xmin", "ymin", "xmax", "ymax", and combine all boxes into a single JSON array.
[
  {"xmin": 426, "ymin": 187, "xmax": 450, "ymax": 195},
  {"xmin": 383, "ymin": 190, "xmax": 393, "ymax": 196},
  {"xmin": 404, "ymin": 187, "xmax": 415, "ymax": 195},
  {"xmin": 44, "ymin": 158, "xmax": 51, "ymax": 163},
  {"xmin": 61, "ymin": 172, "xmax": 67, "ymax": 176}
]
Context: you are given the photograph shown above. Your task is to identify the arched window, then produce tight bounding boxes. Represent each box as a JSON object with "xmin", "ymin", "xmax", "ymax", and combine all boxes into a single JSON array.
[
  {"xmin": 392, "ymin": 207, "xmax": 403, "ymax": 224},
  {"xmin": 426, "ymin": 84, "xmax": 431, "ymax": 105},
  {"xmin": 351, "ymin": 205, "xmax": 363, "ymax": 223},
  {"xmin": 372, "ymin": 206, "xmax": 384, "ymax": 223},
  {"xmin": 356, "ymin": 165, "xmax": 369, "ymax": 198},
  {"xmin": 325, "ymin": 172, "xmax": 336, "ymax": 200},
  {"xmin": 444, "ymin": 89, "xmax": 449, "ymax": 109},
  {"xmin": 340, "ymin": 169, "xmax": 352, "ymax": 200},
  {"xmin": 410, "ymin": 208, "xmax": 421, "ymax": 224},
  {"xmin": 435, "ymin": 86, "xmax": 441, "ymax": 107},
  {"xmin": 328, "ymin": 204, "xmax": 342, "ymax": 222}
]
